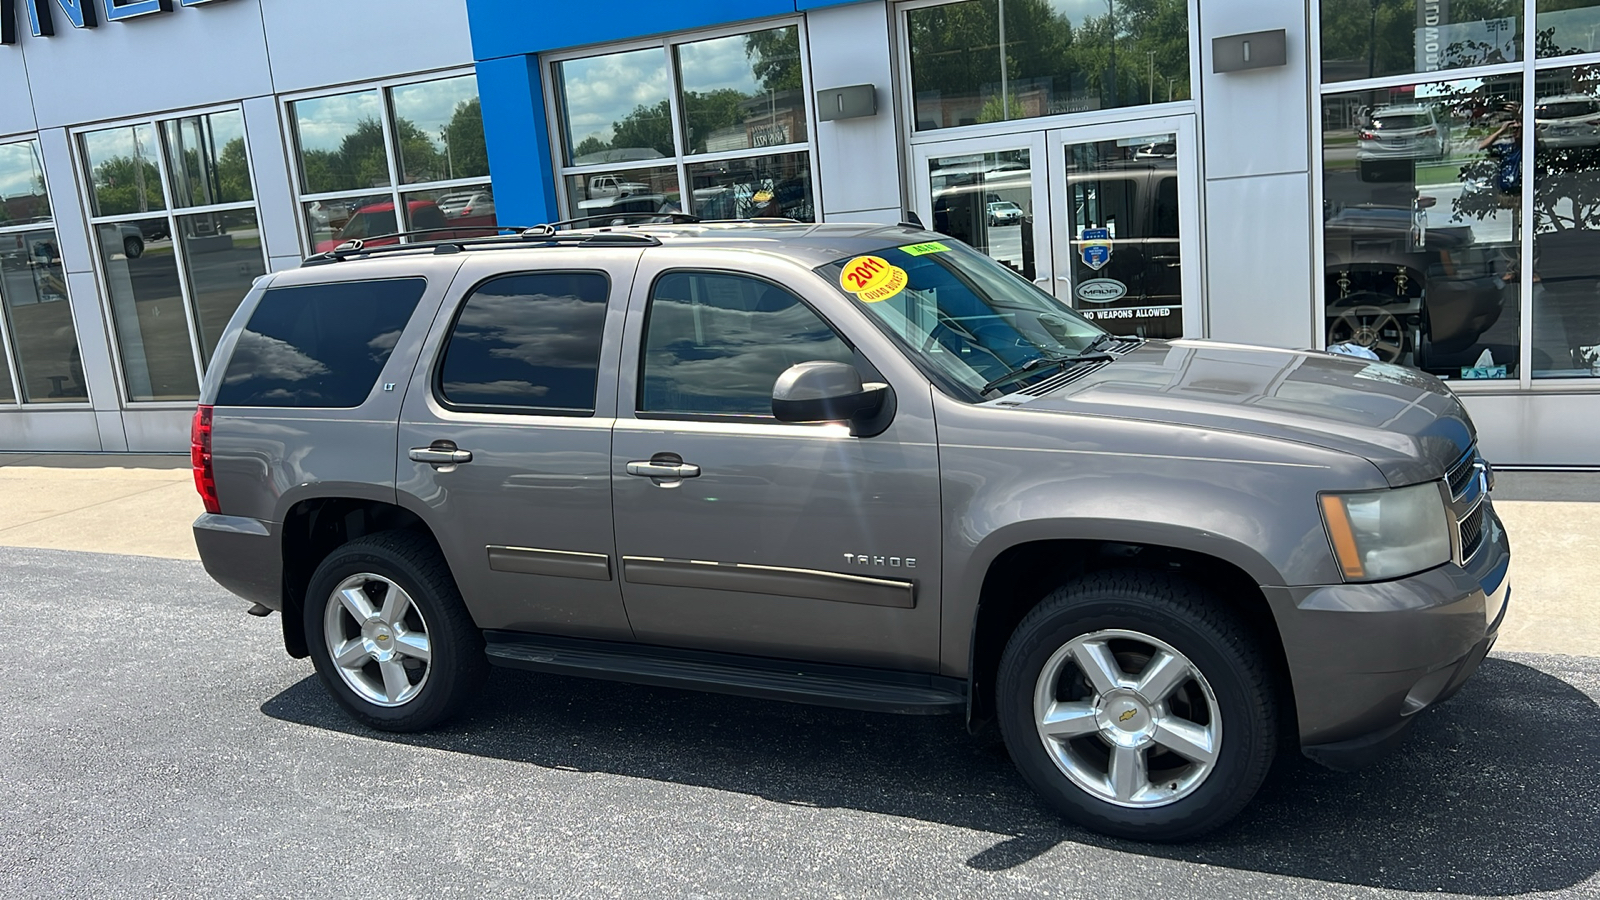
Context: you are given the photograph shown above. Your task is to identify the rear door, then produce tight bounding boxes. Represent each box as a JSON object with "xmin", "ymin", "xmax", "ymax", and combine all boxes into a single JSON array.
[{"xmin": 395, "ymin": 249, "xmax": 642, "ymax": 639}]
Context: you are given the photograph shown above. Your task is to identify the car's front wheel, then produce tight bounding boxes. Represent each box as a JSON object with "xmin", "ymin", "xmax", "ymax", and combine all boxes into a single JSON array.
[
  {"xmin": 996, "ymin": 570, "xmax": 1277, "ymax": 841},
  {"xmin": 303, "ymin": 531, "xmax": 486, "ymax": 731}
]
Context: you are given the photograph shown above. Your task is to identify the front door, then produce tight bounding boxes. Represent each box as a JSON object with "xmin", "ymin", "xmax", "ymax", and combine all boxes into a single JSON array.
[
  {"xmin": 1047, "ymin": 116, "xmax": 1200, "ymax": 339},
  {"xmin": 609, "ymin": 255, "xmax": 944, "ymax": 672},
  {"xmin": 911, "ymin": 116, "xmax": 1200, "ymax": 339}
]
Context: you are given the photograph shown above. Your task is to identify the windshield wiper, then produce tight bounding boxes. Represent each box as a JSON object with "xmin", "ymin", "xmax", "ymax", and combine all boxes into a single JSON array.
[
  {"xmin": 981, "ymin": 350, "xmax": 1114, "ymax": 396},
  {"xmin": 1085, "ymin": 332, "xmax": 1117, "ymax": 353}
]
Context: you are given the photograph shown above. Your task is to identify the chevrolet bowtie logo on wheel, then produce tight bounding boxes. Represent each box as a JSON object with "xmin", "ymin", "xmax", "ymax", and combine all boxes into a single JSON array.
[{"xmin": 1119, "ymin": 708, "xmax": 1138, "ymax": 723}]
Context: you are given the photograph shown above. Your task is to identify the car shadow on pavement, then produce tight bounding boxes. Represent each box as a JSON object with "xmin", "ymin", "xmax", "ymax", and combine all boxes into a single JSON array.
[{"xmin": 262, "ymin": 656, "xmax": 1598, "ymax": 895}]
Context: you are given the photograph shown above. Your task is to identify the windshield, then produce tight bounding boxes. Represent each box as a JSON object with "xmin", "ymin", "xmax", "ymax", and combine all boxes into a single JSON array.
[{"xmin": 816, "ymin": 240, "xmax": 1107, "ymax": 401}]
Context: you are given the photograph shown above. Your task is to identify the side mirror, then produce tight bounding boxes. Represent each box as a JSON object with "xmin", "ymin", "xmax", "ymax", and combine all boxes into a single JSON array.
[{"xmin": 772, "ymin": 361, "xmax": 890, "ymax": 434}]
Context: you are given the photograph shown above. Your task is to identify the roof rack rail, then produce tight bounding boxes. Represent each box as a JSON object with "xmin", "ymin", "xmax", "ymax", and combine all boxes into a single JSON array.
[
  {"xmin": 545, "ymin": 212, "xmax": 702, "ymax": 229},
  {"xmin": 301, "ymin": 225, "xmax": 665, "ymax": 266}
]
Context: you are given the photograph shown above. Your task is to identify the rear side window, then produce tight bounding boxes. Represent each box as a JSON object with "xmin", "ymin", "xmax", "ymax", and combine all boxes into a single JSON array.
[
  {"xmin": 215, "ymin": 278, "xmax": 426, "ymax": 408},
  {"xmin": 437, "ymin": 271, "xmax": 610, "ymax": 413},
  {"xmin": 639, "ymin": 271, "xmax": 853, "ymax": 416}
]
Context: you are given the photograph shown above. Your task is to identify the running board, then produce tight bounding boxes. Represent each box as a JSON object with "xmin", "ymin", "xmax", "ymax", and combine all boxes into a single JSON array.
[{"xmin": 483, "ymin": 631, "xmax": 966, "ymax": 716}]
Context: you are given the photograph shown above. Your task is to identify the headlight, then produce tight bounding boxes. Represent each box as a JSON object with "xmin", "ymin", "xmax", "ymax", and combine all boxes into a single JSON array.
[{"xmin": 1319, "ymin": 482, "xmax": 1452, "ymax": 581}]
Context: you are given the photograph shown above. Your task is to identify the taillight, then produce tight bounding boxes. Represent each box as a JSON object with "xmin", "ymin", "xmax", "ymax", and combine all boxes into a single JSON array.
[
  {"xmin": 191, "ymin": 404, "xmax": 219, "ymax": 514},
  {"xmin": 1359, "ymin": 130, "xmax": 1377, "ymax": 140},
  {"xmin": 1418, "ymin": 127, "xmax": 1437, "ymax": 136}
]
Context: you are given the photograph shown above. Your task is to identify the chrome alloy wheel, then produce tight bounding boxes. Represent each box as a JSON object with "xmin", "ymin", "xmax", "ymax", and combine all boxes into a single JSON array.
[
  {"xmin": 322, "ymin": 573, "xmax": 433, "ymax": 707},
  {"xmin": 1032, "ymin": 629, "xmax": 1221, "ymax": 808}
]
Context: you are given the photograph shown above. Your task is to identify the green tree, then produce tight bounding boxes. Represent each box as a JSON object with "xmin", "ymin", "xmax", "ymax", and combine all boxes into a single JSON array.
[
  {"xmin": 216, "ymin": 138, "xmax": 251, "ymax": 203},
  {"xmin": 682, "ymin": 88, "xmax": 749, "ymax": 153},
  {"xmin": 744, "ymin": 26, "xmax": 803, "ymax": 92},
  {"xmin": 609, "ymin": 100, "xmax": 676, "ymax": 158}
]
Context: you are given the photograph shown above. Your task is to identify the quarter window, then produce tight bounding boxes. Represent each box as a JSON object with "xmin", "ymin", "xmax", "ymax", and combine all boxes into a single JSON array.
[
  {"xmin": 216, "ymin": 278, "xmax": 426, "ymax": 408},
  {"xmin": 439, "ymin": 272, "xmax": 610, "ymax": 413},
  {"xmin": 639, "ymin": 272, "xmax": 853, "ymax": 416}
]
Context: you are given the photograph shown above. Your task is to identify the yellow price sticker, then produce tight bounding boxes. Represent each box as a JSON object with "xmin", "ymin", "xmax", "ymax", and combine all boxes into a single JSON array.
[{"xmin": 839, "ymin": 255, "xmax": 909, "ymax": 302}]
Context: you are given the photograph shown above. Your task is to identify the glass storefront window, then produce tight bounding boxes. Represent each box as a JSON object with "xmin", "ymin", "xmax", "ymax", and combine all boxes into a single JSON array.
[
  {"xmin": 290, "ymin": 89, "xmax": 387, "ymax": 194},
  {"xmin": 401, "ymin": 185, "xmax": 499, "ymax": 237},
  {"xmin": 1, "ymin": 229, "xmax": 83, "ymax": 402},
  {"xmin": 563, "ymin": 166, "xmax": 682, "ymax": 223},
  {"xmin": 177, "ymin": 209, "xmax": 266, "ymax": 364},
  {"xmin": 1532, "ymin": 65, "xmax": 1600, "ymax": 378},
  {"xmin": 1321, "ymin": 79, "xmax": 1523, "ymax": 379},
  {"xmin": 290, "ymin": 73, "xmax": 495, "ymax": 253},
  {"xmin": 686, "ymin": 152, "xmax": 811, "ymax": 220},
  {"xmin": 1536, "ymin": 1, "xmax": 1600, "ymax": 58},
  {"xmin": 162, "ymin": 110, "xmax": 252, "ymax": 208},
  {"xmin": 676, "ymin": 26, "xmax": 807, "ymax": 154},
  {"xmin": 97, "ymin": 217, "xmax": 200, "ymax": 401},
  {"xmin": 907, "ymin": 0, "xmax": 1190, "ymax": 133},
  {"xmin": 551, "ymin": 25, "xmax": 818, "ymax": 224},
  {"xmin": 557, "ymin": 48, "xmax": 675, "ymax": 165},
  {"xmin": 1320, "ymin": 0, "xmax": 1521, "ymax": 84},
  {"xmin": 0, "ymin": 140, "xmax": 50, "ymax": 225},
  {"xmin": 82, "ymin": 124, "xmax": 167, "ymax": 217},
  {"xmin": 927, "ymin": 148, "xmax": 1035, "ymax": 276},
  {"xmin": 390, "ymin": 75, "xmax": 491, "ymax": 183}
]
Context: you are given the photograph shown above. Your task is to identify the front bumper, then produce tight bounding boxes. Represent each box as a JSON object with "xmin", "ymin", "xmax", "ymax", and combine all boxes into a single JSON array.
[{"xmin": 1267, "ymin": 500, "xmax": 1511, "ymax": 769}]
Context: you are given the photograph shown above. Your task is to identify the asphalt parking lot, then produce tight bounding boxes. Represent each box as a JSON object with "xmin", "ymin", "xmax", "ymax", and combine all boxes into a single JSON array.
[{"xmin": 2, "ymin": 545, "xmax": 1597, "ymax": 899}]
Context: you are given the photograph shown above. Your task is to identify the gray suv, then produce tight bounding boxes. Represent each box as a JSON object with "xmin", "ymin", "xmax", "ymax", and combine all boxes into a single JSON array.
[{"xmin": 192, "ymin": 222, "xmax": 1510, "ymax": 841}]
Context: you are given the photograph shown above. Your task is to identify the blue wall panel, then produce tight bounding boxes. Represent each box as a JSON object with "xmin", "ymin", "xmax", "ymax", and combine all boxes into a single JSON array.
[{"xmin": 477, "ymin": 54, "xmax": 560, "ymax": 227}]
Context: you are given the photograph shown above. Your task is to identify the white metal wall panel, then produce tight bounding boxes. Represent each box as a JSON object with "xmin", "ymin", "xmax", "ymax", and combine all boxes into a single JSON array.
[
  {"xmin": 0, "ymin": 409, "xmax": 103, "ymax": 452},
  {"xmin": 1196, "ymin": 0, "xmax": 1310, "ymax": 180},
  {"xmin": 241, "ymin": 96, "xmax": 301, "ymax": 262},
  {"xmin": 1203, "ymin": 172, "xmax": 1315, "ymax": 348},
  {"xmin": 0, "ymin": 48, "xmax": 38, "ymax": 137},
  {"xmin": 260, "ymin": 0, "xmax": 475, "ymax": 94},
  {"xmin": 1460, "ymin": 393, "xmax": 1600, "ymax": 467},
  {"xmin": 120, "ymin": 408, "xmax": 192, "ymax": 453},
  {"xmin": 806, "ymin": 1, "xmax": 903, "ymax": 220},
  {"xmin": 20, "ymin": 2, "xmax": 272, "ymax": 129}
]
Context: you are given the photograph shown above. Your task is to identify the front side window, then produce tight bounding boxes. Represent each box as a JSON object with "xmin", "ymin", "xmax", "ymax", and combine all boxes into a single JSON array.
[
  {"xmin": 81, "ymin": 109, "xmax": 266, "ymax": 402},
  {"xmin": 551, "ymin": 24, "xmax": 818, "ymax": 224},
  {"xmin": 639, "ymin": 272, "xmax": 853, "ymax": 416},
  {"xmin": 289, "ymin": 74, "xmax": 496, "ymax": 253},
  {"xmin": 817, "ymin": 241, "xmax": 1105, "ymax": 400},
  {"xmin": 439, "ymin": 272, "xmax": 610, "ymax": 413},
  {"xmin": 216, "ymin": 279, "xmax": 427, "ymax": 408},
  {"xmin": 0, "ymin": 138, "xmax": 84, "ymax": 405}
]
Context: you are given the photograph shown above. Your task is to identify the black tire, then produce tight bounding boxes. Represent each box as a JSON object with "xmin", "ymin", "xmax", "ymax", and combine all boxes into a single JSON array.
[
  {"xmin": 303, "ymin": 531, "xmax": 486, "ymax": 731},
  {"xmin": 123, "ymin": 235, "xmax": 143, "ymax": 259},
  {"xmin": 996, "ymin": 570, "xmax": 1277, "ymax": 841}
]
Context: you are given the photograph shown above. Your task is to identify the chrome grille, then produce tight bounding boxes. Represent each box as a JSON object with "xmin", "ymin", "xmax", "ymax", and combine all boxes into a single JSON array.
[
  {"xmin": 1446, "ymin": 447, "xmax": 1477, "ymax": 499},
  {"xmin": 1458, "ymin": 501, "xmax": 1487, "ymax": 562}
]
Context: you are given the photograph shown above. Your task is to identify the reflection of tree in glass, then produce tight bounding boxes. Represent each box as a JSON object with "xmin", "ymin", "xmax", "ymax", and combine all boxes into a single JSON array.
[
  {"xmin": 744, "ymin": 27, "xmax": 802, "ymax": 93},
  {"xmin": 92, "ymin": 155, "xmax": 164, "ymax": 216},
  {"xmin": 910, "ymin": 0, "xmax": 1189, "ymax": 123},
  {"xmin": 172, "ymin": 138, "xmax": 253, "ymax": 206},
  {"xmin": 1320, "ymin": 0, "xmax": 1518, "ymax": 81},
  {"xmin": 442, "ymin": 98, "xmax": 490, "ymax": 179},
  {"xmin": 301, "ymin": 117, "xmax": 457, "ymax": 192}
]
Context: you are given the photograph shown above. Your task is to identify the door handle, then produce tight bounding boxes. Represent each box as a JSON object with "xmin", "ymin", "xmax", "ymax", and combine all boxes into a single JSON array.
[
  {"xmin": 410, "ymin": 445, "xmax": 473, "ymax": 465},
  {"xmin": 626, "ymin": 461, "xmax": 701, "ymax": 479}
]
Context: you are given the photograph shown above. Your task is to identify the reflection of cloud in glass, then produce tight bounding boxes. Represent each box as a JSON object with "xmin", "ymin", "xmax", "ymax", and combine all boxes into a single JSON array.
[
  {"xmin": 559, "ymin": 48, "xmax": 671, "ymax": 145},
  {"xmin": 224, "ymin": 331, "xmax": 330, "ymax": 385},
  {"xmin": 676, "ymin": 33, "xmax": 763, "ymax": 95},
  {"xmin": 292, "ymin": 90, "xmax": 382, "ymax": 153},
  {"xmin": 443, "ymin": 379, "xmax": 550, "ymax": 397},
  {"xmin": 0, "ymin": 141, "xmax": 45, "ymax": 200},
  {"xmin": 391, "ymin": 75, "xmax": 479, "ymax": 154},
  {"xmin": 454, "ymin": 292, "xmax": 605, "ymax": 368}
]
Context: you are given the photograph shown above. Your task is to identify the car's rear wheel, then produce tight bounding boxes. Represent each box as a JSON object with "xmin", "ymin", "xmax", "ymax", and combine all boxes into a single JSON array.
[
  {"xmin": 122, "ymin": 235, "xmax": 143, "ymax": 259},
  {"xmin": 304, "ymin": 531, "xmax": 486, "ymax": 731},
  {"xmin": 996, "ymin": 570, "xmax": 1277, "ymax": 841}
]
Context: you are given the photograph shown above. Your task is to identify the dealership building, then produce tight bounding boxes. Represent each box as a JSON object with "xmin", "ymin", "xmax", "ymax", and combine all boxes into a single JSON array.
[{"xmin": 2, "ymin": 0, "xmax": 1598, "ymax": 465}]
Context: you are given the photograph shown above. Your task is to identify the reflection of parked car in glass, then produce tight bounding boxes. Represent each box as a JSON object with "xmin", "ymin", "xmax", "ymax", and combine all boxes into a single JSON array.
[
  {"xmin": 117, "ymin": 223, "xmax": 146, "ymax": 259},
  {"xmin": 1357, "ymin": 105, "xmax": 1449, "ymax": 161},
  {"xmin": 1323, "ymin": 205, "xmax": 1510, "ymax": 373},
  {"xmin": 1534, "ymin": 94, "xmax": 1600, "ymax": 148},
  {"xmin": 588, "ymin": 174, "xmax": 650, "ymax": 198},
  {"xmin": 437, "ymin": 191, "xmax": 496, "ymax": 220},
  {"xmin": 987, "ymin": 200, "xmax": 1023, "ymax": 226},
  {"xmin": 314, "ymin": 200, "xmax": 495, "ymax": 253},
  {"xmin": 574, "ymin": 192, "xmax": 679, "ymax": 225}
]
